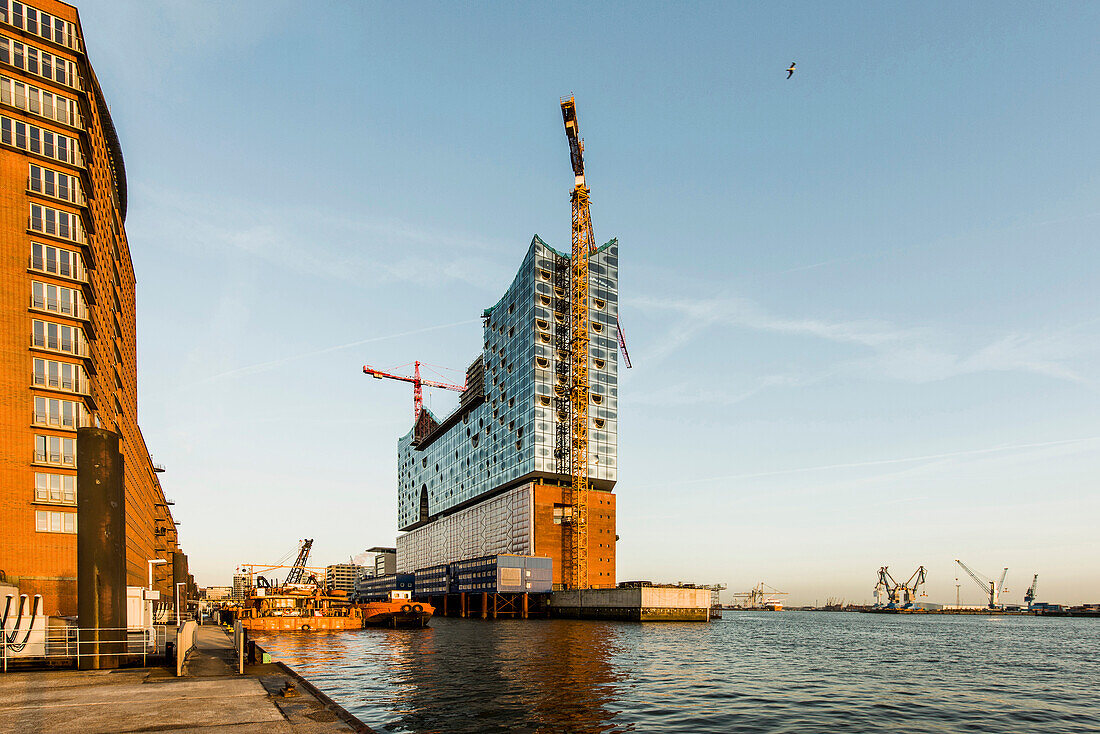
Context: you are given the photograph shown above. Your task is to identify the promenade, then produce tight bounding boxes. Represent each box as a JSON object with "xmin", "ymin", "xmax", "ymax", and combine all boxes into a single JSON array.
[{"xmin": 0, "ymin": 626, "xmax": 368, "ymax": 733}]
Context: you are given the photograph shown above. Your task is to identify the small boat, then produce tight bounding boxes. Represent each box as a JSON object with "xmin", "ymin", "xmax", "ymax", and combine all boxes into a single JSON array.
[
  {"xmin": 357, "ymin": 590, "xmax": 434, "ymax": 628},
  {"xmin": 238, "ymin": 585, "xmax": 363, "ymax": 632}
]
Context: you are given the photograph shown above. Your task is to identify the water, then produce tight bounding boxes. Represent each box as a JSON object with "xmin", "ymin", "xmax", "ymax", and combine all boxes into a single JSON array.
[{"xmin": 252, "ymin": 612, "xmax": 1100, "ymax": 733}]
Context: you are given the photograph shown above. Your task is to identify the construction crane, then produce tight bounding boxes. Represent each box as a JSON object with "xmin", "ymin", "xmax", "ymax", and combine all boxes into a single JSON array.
[
  {"xmin": 616, "ymin": 316, "xmax": 633, "ymax": 368},
  {"xmin": 559, "ymin": 95, "xmax": 596, "ymax": 590},
  {"xmin": 955, "ymin": 559, "xmax": 1008, "ymax": 609},
  {"xmin": 874, "ymin": 565, "xmax": 928, "ymax": 608},
  {"xmin": 285, "ymin": 539, "xmax": 314, "ymax": 585},
  {"xmin": 362, "ymin": 361, "xmax": 467, "ymax": 423},
  {"xmin": 1024, "ymin": 573, "xmax": 1039, "ymax": 609}
]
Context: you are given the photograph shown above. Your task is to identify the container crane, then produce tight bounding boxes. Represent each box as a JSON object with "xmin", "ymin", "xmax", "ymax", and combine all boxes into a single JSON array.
[
  {"xmin": 955, "ymin": 559, "xmax": 1008, "ymax": 608},
  {"xmin": 1024, "ymin": 574, "xmax": 1039, "ymax": 609},
  {"xmin": 874, "ymin": 565, "xmax": 927, "ymax": 608},
  {"xmin": 362, "ymin": 361, "xmax": 467, "ymax": 423}
]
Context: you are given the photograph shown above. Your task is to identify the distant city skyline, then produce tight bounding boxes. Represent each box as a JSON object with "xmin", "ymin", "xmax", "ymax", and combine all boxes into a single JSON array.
[{"xmin": 74, "ymin": 0, "xmax": 1100, "ymax": 605}]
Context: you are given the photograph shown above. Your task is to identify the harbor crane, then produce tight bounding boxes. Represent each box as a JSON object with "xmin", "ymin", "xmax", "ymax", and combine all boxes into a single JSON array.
[
  {"xmin": 731, "ymin": 582, "xmax": 788, "ymax": 610},
  {"xmin": 362, "ymin": 361, "xmax": 467, "ymax": 423},
  {"xmin": 955, "ymin": 559, "xmax": 1008, "ymax": 609},
  {"xmin": 285, "ymin": 539, "xmax": 314, "ymax": 585},
  {"xmin": 874, "ymin": 565, "xmax": 928, "ymax": 608},
  {"xmin": 1024, "ymin": 574, "xmax": 1039, "ymax": 609}
]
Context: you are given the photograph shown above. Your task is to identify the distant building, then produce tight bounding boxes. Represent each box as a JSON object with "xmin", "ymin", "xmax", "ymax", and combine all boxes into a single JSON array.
[
  {"xmin": 232, "ymin": 574, "xmax": 251, "ymax": 600},
  {"xmin": 369, "ymin": 546, "xmax": 396, "ymax": 577},
  {"xmin": 204, "ymin": 586, "xmax": 232, "ymax": 601},
  {"xmin": 324, "ymin": 564, "xmax": 361, "ymax": 593}
]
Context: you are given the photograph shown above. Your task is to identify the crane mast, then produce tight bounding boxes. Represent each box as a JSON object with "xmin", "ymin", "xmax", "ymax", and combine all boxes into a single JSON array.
[
  {"xmin": 1024, "ymin": 574, "xmax": 1039, "ymax": 609},
  {"xmin": 285, "ymin": 539, "xmax": 314, "ymax": 585},
  {"xmin": 560, "ymin": 96, "xmax": 594, "ymax": 590}
]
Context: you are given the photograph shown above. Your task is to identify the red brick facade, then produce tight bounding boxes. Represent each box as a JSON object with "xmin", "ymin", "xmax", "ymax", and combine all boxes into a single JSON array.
[{"xmin": 0, "ymin": 0, "xmax": 179, "ymax": 616}]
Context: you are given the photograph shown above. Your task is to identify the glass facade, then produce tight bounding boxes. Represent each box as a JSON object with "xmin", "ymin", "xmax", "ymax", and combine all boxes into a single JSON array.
[{"xmin": 396, "ymin": 235, "xmax": 618, "ymax": 531}]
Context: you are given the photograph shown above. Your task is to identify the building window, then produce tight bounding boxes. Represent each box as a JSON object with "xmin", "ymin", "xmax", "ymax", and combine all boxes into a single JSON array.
[
  {"xmin": 2, "ymin": 2, "xmax": 80, "ymax": 50},
  {"xmin": 0, "ymin": 75, "xmax": 80, "ymax": 127},
  {"xmin": 33, "ymin": 357, "xmax": 84, "ymax": 393},
  {"xmin": 31, "ymin": 280, "xmax": 84, "ymax": 318},
  {"xmin": 31, "ymin": 318, "xmax": 87, "ymax": 356},
  {"xmin": 33, "ymin": 395, "xmax": 84, "ymax": 428},
  {"xmin": 0, "ymin": 34, "xmax": 79, "ymax": 88},
  {"xmin": 29, "ymin": 203, "xmax": 84, "ymax": 242},
  {"xmin": 35, "ymin": 471, "xmax": 75, "ymax": 505},
  {"xmin": 29, "ymin": 163, "xmax": 81, "ymax": 204},
  {"xmin": 31, "ymin": 242, "xmax": 85, "ymax": 281},
  {"xmin": 0, "ymin": 115, "xmax": 81, "ymax": 165},
  {"xmin": 34, "ymin": 434, "xmax": 75, "ymax": 466},
  {"xmin": 35, "ymin": 509, "xmax": 75, "ymax": 533}
]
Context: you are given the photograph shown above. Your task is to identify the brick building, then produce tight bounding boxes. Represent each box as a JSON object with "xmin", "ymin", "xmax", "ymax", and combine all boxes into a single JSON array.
[{"xmin": 0, "ymin": 0, "xmax": 180, "ymax": 616}]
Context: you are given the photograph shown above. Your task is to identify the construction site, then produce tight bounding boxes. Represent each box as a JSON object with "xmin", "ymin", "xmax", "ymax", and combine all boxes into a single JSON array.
[{"xmin": 354, "ymin": 97, "xmax": 708, "ymax": 622}]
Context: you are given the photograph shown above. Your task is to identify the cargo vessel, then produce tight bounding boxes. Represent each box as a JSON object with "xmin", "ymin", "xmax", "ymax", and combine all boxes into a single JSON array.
[{"xmin": 357, "ymin": 590, "xmax": 434, "ymax": 628}]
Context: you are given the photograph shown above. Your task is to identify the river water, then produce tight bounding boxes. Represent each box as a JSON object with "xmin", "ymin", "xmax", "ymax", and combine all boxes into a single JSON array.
[{"xmin": 251, "ymin": 612, "xmax": 1100, "ymax": 733}]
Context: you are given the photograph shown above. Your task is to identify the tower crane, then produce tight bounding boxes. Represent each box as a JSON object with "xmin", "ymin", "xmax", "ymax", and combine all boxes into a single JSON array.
[
  {"xmin": 1024, "ymin": 573, "xmax": 1039, "ymax": 609},
  {"xmin": 955, "ymin": 559, "xmax": 1008, "ymax": 609},
  {"xmin": 362, "ymin": 361, "xmax": 467, "ymax": 423},
  {"xmin": 560, "ymin": 95, "xmax": 593, "ymax": 590}
]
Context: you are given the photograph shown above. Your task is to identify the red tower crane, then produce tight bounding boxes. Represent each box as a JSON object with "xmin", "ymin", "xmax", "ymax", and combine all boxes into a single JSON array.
[{"xmin": 362, "ymin": 361, "xmax": 466, "ymax": 422}]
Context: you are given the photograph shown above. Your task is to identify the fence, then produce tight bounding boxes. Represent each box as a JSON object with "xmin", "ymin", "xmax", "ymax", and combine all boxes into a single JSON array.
[{"xmin": 1, "ymin": 624, "xmax": 166, "ymax": 672}]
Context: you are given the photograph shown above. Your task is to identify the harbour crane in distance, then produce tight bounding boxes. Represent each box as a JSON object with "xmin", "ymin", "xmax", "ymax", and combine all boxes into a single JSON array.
[
  {"xmin": 285, "ymin": 539, "xmax": 314, "ymax": 585},
  {"xmin": 1024, "ymin": 574, "xmax": 1039, "ymax": 609},
  {"xmin": 362, "ymin": 361, "xmax": 467, "ymax": 423},
  {"xmin": 955, "ymin": 559, "xmax": 1008, "ymax": 609},
  {"xmin": 731, "ymin": 582, "xmax": 788, "ymax": 610},
  {"xmin": 874, "ymin": 565, "xmax": 928, "ymax": 608}
]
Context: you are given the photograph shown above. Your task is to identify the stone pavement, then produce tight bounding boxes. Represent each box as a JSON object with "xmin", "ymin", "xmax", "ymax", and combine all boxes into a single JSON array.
[{"xmin": 0, "ymin": 625, "xmax": 369, "ymax": 733}]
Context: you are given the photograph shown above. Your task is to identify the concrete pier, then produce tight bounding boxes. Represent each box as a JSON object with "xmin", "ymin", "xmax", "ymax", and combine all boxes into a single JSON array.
[
  {"xmin": 550, "ymin": 587, "xmax": 711, "ymax": 621},
  {"xmin": 0, "ymin": 626, "xmax": 368, "ymax": 732}
]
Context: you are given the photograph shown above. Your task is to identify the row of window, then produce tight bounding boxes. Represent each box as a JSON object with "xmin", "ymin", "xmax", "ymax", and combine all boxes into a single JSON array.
[
  {"xmin": 31, "ymin": 241, "xmax": 85, "ymax": 281},
  {"xmin": 33, "ymin": 357, "xmax": 85, "ymax": 393},
  {"xmin": 0, "ymin": 2, "xmax": 79, "ymax": 51},
  {"xmin": 0, "ymin": 34, "xmax": 78, "ymax": 88},
  {"xmin": 1, "ymin": 74, "xmax": 80, "ymax": 127},
  {"xmin": 34, "ymin": 433, "xmax": 74, "ymax": 466},
  {"xmin": 29, "ymin": 163, "xmax": 81, "ymax": 203},
  {"xmin": 32, "ymin": 280, "xmax": 84, "ymax": 318},
  {"xmin": 32, "ymin": 318, "xmax": 86, "ymax": 356},
  {"xmin": 36, "ymin": 471, "xmax": 75, "ymax": 504},
  {"xmin": 1, "ymin": 115, "xmax": 80, "ymax": 165},
  {"xmin": 36, "ymin": 509, "xmax": 74, "ymax": 533},
  {"xmin": 29, "ymin": 202, "xmax": 83, "ymax": 242},
  {"xmin": 33, "ymin": 395, "xmax": 85, "ymax": 429}
]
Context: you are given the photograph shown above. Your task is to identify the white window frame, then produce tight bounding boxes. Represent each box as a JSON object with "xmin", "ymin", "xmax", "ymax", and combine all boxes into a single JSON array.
[
  {"xmin": 0, "ymin": 74, "xmax": 80, "ymax": 127},
  {"xmin": 0, "ymin": 2, "xmax": 80, "ymax": 51},
  {"xmin": 33, "ymin": 394, "xmax": 84, "ymax": 428},
  {"xmin": 30, "ymin": 241, "xmax": 86, "ymax": 281},
  {"xmin": 35, "ymin": 509, "xmax": 76, "ymax": 533},
  {"xmin": 0, "ymin": 34, "xmax": 79, "ymax": 89},
  {"xmin": 33, "ymin": 357, "xmax": 84, "ymax": 393},
  {"xmin": 29, "ymin": 202, "xmax": 84, "ymax": 242},
  {"xmin": 35, "ymin": 471, "xmax": 75, "ymax": 505},
  {"xmin": 31, "ymin": 318, "xmax": 87, "ymax": 356},
  {"xmin": 34, "ymin": 433, "xmax": 75, "ymax": 466},
  {"xmin": 29, "ymin": 163, "xmax": 82, "ymax": 204},
  {"xmin": 0, "ymin": 114, "xmax": 81, "ymax": 165},
  {"xmin": 31, "ymin": 279, "xmax": 85, "ymax": 318}
]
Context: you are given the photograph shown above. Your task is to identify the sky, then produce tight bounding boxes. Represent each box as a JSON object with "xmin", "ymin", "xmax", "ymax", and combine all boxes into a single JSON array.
[{"xmin": 73, "ymin": 1, "xmax": 1100, "ymax": 605}]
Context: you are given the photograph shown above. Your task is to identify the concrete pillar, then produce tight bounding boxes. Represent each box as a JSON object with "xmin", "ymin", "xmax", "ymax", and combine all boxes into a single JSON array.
[
  {"xmin": 491, "ymin": 594, "xmax": 497, "ymax": 619},
  {"xmin": 522, "ymin": 593, "xmax": 529, "ymax": 619},
  {"xmin": 481, "ymin": 592, "xmax": 488, "ymax": 619},
  {"xmin": 76, "ymin": 428, "xmax": 126, "ymax": 670},
  {"xmin": 442, "ymin": 594, "xmax": 448, "ymax": 617},
  {"xmin": 460, "ymin": 592, "xmax": 466, "ymax": 618}
]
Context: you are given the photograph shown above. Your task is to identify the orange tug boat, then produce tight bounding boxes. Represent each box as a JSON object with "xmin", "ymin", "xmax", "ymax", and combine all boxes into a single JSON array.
[
  {"xmin": 357, "ymin": 590, "xmax": 435, "ymax": 628},
  {"xmin": 239, "ymin": 586, "xmax": 363, "ymax": 632}
]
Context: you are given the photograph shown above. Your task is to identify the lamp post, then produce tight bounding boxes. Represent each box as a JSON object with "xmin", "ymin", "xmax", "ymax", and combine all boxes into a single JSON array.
[
  {"xmin": 175, "ymin": 582, "xmax": 186, "ymax": 630},
  {"xmin": 146, "ymin": 559, "xmax": 167, "ymax": 632}
]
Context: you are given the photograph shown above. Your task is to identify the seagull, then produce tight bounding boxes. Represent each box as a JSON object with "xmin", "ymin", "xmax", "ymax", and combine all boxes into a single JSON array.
[{"xmin": 786, "ymin": 62, "xmax": 796, "ymax": 79}]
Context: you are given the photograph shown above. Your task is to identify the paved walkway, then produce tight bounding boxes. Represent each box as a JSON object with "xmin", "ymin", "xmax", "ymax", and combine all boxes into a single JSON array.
[{"xmin": 0, "ymin": 626, "xmax": 368, "ymax": 733}]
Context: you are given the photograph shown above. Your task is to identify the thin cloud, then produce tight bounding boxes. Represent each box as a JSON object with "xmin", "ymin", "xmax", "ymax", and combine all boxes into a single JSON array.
[
  {"xmin": 635, "ymin": 435, "xmax": 1100, "ymax": 489},
  {"xmin": 179, "ymin": 318, "xmax": 480, "ymax": 388}
]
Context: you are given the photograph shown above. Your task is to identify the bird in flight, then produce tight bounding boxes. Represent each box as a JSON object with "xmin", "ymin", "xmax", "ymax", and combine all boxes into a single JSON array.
[{"xmin": 786, "ymin": 62, "xmax": 796, "ymax": 79}]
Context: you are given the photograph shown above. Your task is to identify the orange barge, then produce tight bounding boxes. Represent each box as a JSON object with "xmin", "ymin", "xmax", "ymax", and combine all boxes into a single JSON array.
[
  {"xmin": 238, "ymin": 586, "xmax": 363, "ymax": 632},
  {"xmin": 357, "ymin": 590, "xmax": 434, "ymax": 628}
]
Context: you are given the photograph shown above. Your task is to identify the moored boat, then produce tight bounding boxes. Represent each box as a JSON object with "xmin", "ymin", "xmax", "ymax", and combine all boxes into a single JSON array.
[
  {"xmin": 357, "ymin": 590, "xmax": 434, "ymax": 628},
  {"xmin": 238, "ymin": 585, "xmax": 363, "ymax": 632}
]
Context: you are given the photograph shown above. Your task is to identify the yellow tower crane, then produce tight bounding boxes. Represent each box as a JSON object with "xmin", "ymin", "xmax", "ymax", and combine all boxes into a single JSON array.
[{"xmin": 560, "ymin": 96, "xmax": 594, "ymax": 590}]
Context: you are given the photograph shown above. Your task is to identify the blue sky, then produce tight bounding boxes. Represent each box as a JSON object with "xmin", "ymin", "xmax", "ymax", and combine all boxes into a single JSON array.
[{"xmin": 75, "ymin": 1, "xmax": 1099, "ymax": 605}]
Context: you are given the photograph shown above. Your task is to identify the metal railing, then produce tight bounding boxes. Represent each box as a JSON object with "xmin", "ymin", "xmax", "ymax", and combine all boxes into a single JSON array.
[{"xmin": 1, "ymin": 625, "xmax": 167, "ymax": 672}]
